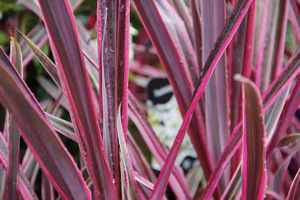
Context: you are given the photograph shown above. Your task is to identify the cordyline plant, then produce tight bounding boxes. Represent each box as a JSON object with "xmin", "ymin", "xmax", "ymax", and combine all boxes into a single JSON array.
[{"xmin": 0, "ymin": 0, "xmax": 300, "ymax": 199}]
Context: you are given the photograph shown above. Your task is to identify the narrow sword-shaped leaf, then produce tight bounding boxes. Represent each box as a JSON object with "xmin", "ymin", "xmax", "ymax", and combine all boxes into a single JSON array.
[
  {"xmin": 229, "ymin": 14, "xmax": 248, "ymax": 134},
  {"xmin": 19, "ymin": 0, "xmax": 83, "ymax": 67},
  {"xmin": 127, "ymin": 135, "xmax": 157, "ymax": 199},
  {"xmin": 236, "ymin": 75, "xmax": 267, "ymax": 200},
  {"xmin": 272, "ymin": 0, "xmax": 289, "ymax": 78},
  {"xmin": 186, "ymin": 164, "xmax": 203, "ymax": 198},
  {"xmin": 37, "ymin": 0, "xmax": 117, "ymax": 198},
  {"xmin": 254, "ymin": 0, "xmax": 269, "ymax": 88},
  {"xmin": 210, "ymin": 56, "xmax": 300, "ymax": 197},
  {"xmin": 117, "ymin": 105, "xmax": 141, "ymax": 199},
  {"xmin": 36, "ymin": 77, "xmax": 68, "ymax": 110},
  {"xmin": 127, "ymin": 133, "xmax": 157, "ymax": 183},
  {"xmin": 21, "ymin": 149, "xmax": 39, "ymax": 186},
  {"xmin": 273, "ymin": 145, "xmax": 300, "ymax": 193},
  {"xmin": 46, "ymin": 113, "xmax": 77, "ymax": 142},
  {"xmin": 264, "ymin": 87, "xmax": 290, "ymax": 139},
  {"xmin": 42, "ymin": 173, "xmax": 55, "ymax": 200},
  {"xmin": 229, "ymin": 1, "xmax": 257, "ymax": 174},
  {"xmin": 203, "ymin": 44, "xmax": 300, "ymax": 198},
  {"xmin": 191, "ymin": 0, "xmax": 202, "ymax": 70},
  {"xmin": 262, "ymin": 47, "xmax": 300, "ymax": 111},
  {"xmin": 266, "ymin": 78, "xmax": 300, "ymax": 157},
  {"xmin": 17, "ymin": 29, "xmax": 61, "ymax": 88},
  {"xmin": 128, "ymin": 92, "xmax": 191, "ymax": 199},
  {"xmin": 20, "ymin": 0, "xmax": 83, "ymax": 18},
  {"xmin": 20, "ymin": 24, "xmax": 48, "ymax": 68},
  {"xmin": 97, "ymin": 1, "xmax": 131, "ymax": 195},
  {"xmin": 221, "ymin": 165, "xmax": 242, "ymax": 200},
  {"xmin": 134, "ymin": 171, "xmax": 155, "ymax": 190},
  {"xmin": 133, "ymin": 0, "xmax": 211, "ymax": 182},
  {"xmin": 201, "ymin": 122, "xmax": 243, "ymax": 200},
  {"xmin": 201, "ymin": 1, "xmax": 230, "ymax": 191},
  {"xmin": 156, "ymin": 0, "xmax": 199, "ymax": 86},
  {"xmin": 260, "ymin": 0, "xmax": 289, "ymax": 91},
  {"xmin": 120, "ymin": 156, "xmax": 127, "ymax": 200},
  {"xmin": 149, "ymin": 0, "xmax": 253, "ymax": 199},
  {"xmin": 242, "ymin": 0, "xmax": 256, "ymax": 79},
  {"xmin": 5, "ymin": 31, "xmax": 23, "ymax": 200},
  {"xmin": 0, "ymin": 48, "xmax": 91, "ymax": 199},
  {"xmin": 287, "ymin": 168, "xmax": 300, "ymax": 200},
  {"xmin": 0, "ymin": 132, "xmax": 38, "ymax": 200}
]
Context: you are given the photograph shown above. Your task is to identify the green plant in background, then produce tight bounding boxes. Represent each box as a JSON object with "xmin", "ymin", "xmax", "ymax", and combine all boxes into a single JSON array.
[{"xmin": 0, "ymin": 0, "xmax": 300, "ymax": 199}]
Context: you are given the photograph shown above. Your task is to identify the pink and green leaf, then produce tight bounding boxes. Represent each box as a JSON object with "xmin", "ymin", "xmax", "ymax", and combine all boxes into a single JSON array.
[
  {"xmin": 201, "ymin": 2, "xmax": 230, "ymax": 189},
  {"xmin": 41, "ymin": 174, "xmax": 55, "ymax": 200},
  {"xmin": 237, "ymin": 75, "xmax": 267, "ymax": 200},
  {"xmin": 117, "ymin": 105, "xmax": 141, "ymax": 199},
  {"xmin": 46, "ymin": 113, "xmax": 77, "ymax": 142},
  {"xmin": 262, "ymin": 47, "xmax": 300, "ymax": 110},
  {"xmin": 37, "ymin": 0, "xmax": 117, "ymax": 198},
  {"xmin": 97, "ymin": 1, "xmax": 131, "ymax": 195},
  {"xmin": 0, "ymin": 47, "xmax": 91, "ymax": 199},
  {"xmin": 149, "ymin": 0, "xmax": 254, "ymax": 198},
  {"xmin": 273, "ymin": 145, "xmax": 300, "ymax": 193},
  {"xmin": 17, "ymin": 29, "xmax": 61, "ymax": 88},
  {"xmin": 267, "ymin": 78, "xmax": 300, "ymax": 157},
  {"xmin": 259, "ymin": 0, "xmax": 289, "ymax": 91},
  {"xmin": 287, "ymin": 168, "xmax": 300, "ymax": 200},
  {"xmin": 19, "ymin": 23, "xmax": 48, "ymax": 68},
  {"xmin": 0, "ymin": 132, "xmax": 38, "ymax": 200},
  {"xmin": 190, "ymin": 0, "xmax": 202, "ymax": 70},
  {"xmin": 221, "ymin": 165, "xmax": 242, "ymax": 200},
  {"xmin": 133, "ymin": 0, "xmax": 211, "ymax": 181},
  {"xmin": 201, "ymin": 122, "xmax": 243, "ymax": 200},
  {"xmin": 5, "ymin": 31, "xmax": 23, "ymax": 200},
  {"xmin": 128, "ymin": 91, "xmax": 191, "ymax": 199},
  {"xmin": 155, "ymin": 0, "xmax": 199, "ymax": 85}
]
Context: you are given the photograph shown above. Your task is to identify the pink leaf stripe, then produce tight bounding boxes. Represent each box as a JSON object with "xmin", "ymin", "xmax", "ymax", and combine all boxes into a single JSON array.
[
  {"xmin": 191, "ymin": 0, "xmax": 202, "ymax": 70},
  {"xmin": 0, "ymin": 48, "xmax": 90, "ymax": 199},
  {"xmin": 201, "ymin": 0, "xmax": 230, "ymax": 180},
  {"xmin": 0, "ymin": 132, "xmax": 38, "ymax": 200},
  {"xmin": 149, "ymin": 0, "xmax": 254, "ymax": 199},
  {"xmin": 38, "ymin": 0, "xmax": 117, "ymax": 198},
  {"xmin": 287, "ymin": 168, "xmax": 300, "ymax": 200},
  {"xmin": 202, "ymin": 46, "xmax": 300, "ymax": 196},
  {"xmin": 6, "ymin": 32, "xmax": 23, "ymax": 200},
  {"xmin": 200, "ymin": 122, "xmax": 243, "ymax": 199},
  {"xmin": 117, "ymin": 105, "xmax": 141, "ymax": 199},
  {"xmin": 97, "ymin": 0, "xmax": 130, "ymax": 195},
  {"xmin": 266, "ymin": 78, "xmax": 300, "ymax": 157},
  {"xmin": 17, "ymin": 29, "xmax": 61, "ymax": 88},
  {"xmin": 262, "ymin": 48, "xmax": 300, "ymax": 111},
  {"xmin": 237, "ymin": 75, "xmax": 267, "ymax": 200},
  {"xmin": 133, "ymin": 0, "xmax": 211, "ymax": 181},
  {"xmin": 128, "ymin": 91, "xmax": 191, "ymax": 199}
]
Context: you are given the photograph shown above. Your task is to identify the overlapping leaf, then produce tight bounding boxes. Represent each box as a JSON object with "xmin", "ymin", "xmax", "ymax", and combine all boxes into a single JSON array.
[
  {"xmin": 117, "ymin": 105, "xmax": 141, "ymax": 199},
  {"xmin": 148, "ymin": 0, "xmax": 254, "ymax": 198},
  {"xmin": 287, "ymin": 169, "xmax": 300, "ymax": 200},
  {"xmin": 201, "ymin": 1, "xmax": 230, "ymax": 192},
  {"xmin": 133, "ymin": 0, "xmax": 211, "ymax": 181},
  {"xmin": 0, "ymin": 47, "xmax": 90, "ymax": 199},
  {"xmin": 5, "ymin": 31, "xmax": 23, "ymax": 200},
  {"xmin": 128, "ymin": 91, "xmax": 191, "ymax": 199},
  {"xmin": 237, "ymin": 75, "xmax": 266, "ymax": 200},
  {"xmin": 0, "ymin": 132, "xmax": 38, "ymax": 200},
  {"xmin": 37, "ymin": 0, "xmax": 117, "ymax": 198},
  {"xmin": 97, "ymin": 1, "xmax": 131, "ymax": 195}
]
